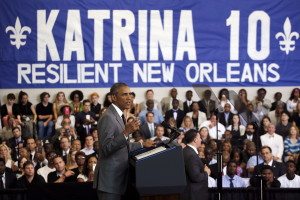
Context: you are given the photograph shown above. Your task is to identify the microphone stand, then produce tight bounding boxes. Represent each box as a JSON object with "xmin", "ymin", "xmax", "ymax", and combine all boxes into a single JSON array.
[{"xmin": 215, "ymin": 113, "xmax": 223, "ymax": 200}]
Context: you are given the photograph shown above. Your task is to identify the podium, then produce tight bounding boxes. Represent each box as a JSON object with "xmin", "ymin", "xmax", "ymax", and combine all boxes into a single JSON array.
[{"xmin": 129, "ymin": 141, "xmax": 186, "ymax": 199}]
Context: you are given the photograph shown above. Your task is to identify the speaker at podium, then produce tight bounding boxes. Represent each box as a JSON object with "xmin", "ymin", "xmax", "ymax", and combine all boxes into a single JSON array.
[{"xmin": 129, "ymin": 141, "xmax": 187, "ymax": 199}]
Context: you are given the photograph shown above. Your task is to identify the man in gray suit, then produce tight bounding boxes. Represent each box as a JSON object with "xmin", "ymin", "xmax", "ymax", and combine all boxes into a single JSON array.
[{"xmin": 93, "ymin": 83, "xmax": 154, "ymax": 200}]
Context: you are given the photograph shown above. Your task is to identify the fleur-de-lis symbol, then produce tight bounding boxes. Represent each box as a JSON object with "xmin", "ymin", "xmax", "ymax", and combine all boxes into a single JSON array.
[
  {"xmin": 5, "ymin": 17, "xmax": 31, "ymax": 49},
  {"xmin": 275, "ymin": 17, "xmax": 299, "ymax": 55}
]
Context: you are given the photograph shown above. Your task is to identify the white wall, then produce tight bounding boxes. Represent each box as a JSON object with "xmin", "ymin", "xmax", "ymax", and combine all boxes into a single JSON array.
[{"xmin": 0, "ymin": 86, "xmax": 295, "ymax": 105}]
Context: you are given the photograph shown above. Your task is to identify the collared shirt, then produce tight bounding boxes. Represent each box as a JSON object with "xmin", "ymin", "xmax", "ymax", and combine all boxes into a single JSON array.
[
  {"xmin": 173, "ymin": 109, "xmax": 178, "ymax": 120},
  {"xmin": 1, "ymin": 173, "xmax": 6, "ymax": 189},
  {"xmin": 81, "ymin": 147, "xmax": 95, "ymax": 156},
  {"xmin": 147, "ymin": 123, "xmax": 155, "ymax": 138},
  {"xmin": 246, "ymin": 155, "xmax": 264, "ymax": 169},
  {"xmin": 222, "ymin": 175, "xmax": 246, "ymax": 188},
  {"xmin": 187, "ymin": 144, "xmax": 198, "ymax": 154},
  {"xmin": 112, "ymin": 103, "xmax": 123, "ymax": 118},
  {"xmin": 62, "ymin": 149, "xmax": 70, "ymax": 156},
  {"xmin": 265, "ymin": 160, "xmax": 273, "ymax": 166},
  {"xmin": 112, "ymin": 104, "xmax": 128, "ymax": 140}
]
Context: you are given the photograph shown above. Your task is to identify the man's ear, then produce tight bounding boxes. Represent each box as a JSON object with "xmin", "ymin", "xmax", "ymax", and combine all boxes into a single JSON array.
[{"xmin": 111, "ymin": 94, "xmax": 117, "ymax": 102}]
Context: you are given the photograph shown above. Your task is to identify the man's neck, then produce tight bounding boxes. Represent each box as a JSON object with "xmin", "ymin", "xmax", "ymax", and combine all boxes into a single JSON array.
[{"xmin": 287, "ymin": 173, "xmax": 295, "ymax": 180}]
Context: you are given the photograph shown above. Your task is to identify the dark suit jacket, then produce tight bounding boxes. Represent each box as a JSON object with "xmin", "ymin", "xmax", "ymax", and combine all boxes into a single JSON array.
[
  {"xmin": 93, "ymin": 105, "xmax": 142, "ymax": 195},
  {"xmin": 218, "ymin": 112, "xmax": 234, "ymax": 128},
  {"xmin": 182, "ymin": 146, "xmax": 208, "ymax": 200},
  {"xmin": 164, "ymin": 109, "xmax": 185, "ymax": 128},
  {"xmin": 240, "ymin": 133, "xmax": 261, "ymax": 149},
  {"xmin": 253, "ymin": 161, "xmax": 286, "ymax": 178},
  {"xmin": 199, "ymin": 99, "xmax": 216, "ymax": 119},
  {"xmin": 3, "ymin": 168, "xmax": 17, "ymax": 189},
  {"xmin": 139, "ymin": 123, "xmax": 157, "ymax": 139},
  {"xmin": 8, "ymin": 137, "xmax": 24, "ymax": 161},
  {"xmin": 16, "ymin": 174, "xmax": 45, "ymax": 188},
  {"xmin": 47, "ymin": 170, "xmax": 77, "ymax": 183},
  {"xmin": 183, "ymin": 101, "xmax": 195, "ymax": 114}
]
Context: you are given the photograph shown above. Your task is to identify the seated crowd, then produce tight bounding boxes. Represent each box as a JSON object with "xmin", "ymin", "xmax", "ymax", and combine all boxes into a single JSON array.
[{"xmin": 0, "ymin": 87, "xmax": 300, "ymax": 189}]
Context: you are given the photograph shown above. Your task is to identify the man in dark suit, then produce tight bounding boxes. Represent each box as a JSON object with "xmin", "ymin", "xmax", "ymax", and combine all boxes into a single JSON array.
[
  {"xmin": 182, "ymin": 129, "xmax": 210, "ymax": 200},
  {"xmin": 240, "ymin": 123, "xmax": 261, "ymax": 149},
  {"xmin": 183, "ymin": 90, "xmax": 195, "ymax": 114},
  {"xmin": 199, "ymin": 90, "xmax": 216, "ymax": 119},
  {"xmin": 165, "ymin": 99, "xmax": 185, "ymax": 128},
  {"xmin": 139, "ymin": 111, "xmax": 157, "ymax": 139},
  {"xmin": 8, "ymin": 126, "xmax": 24, "ymax": 161},
  {"xmin": 253, "ymin": 146, "xmax": 286, "ymax": 178},
  {"xmin": 93, "ymin": 83, "xmax": 155, "ymax": 200},
  {"xmin": 218, "ymin": 103, "xmax": 234, "ymax": 128},
  {"xmin": 0, "ymin": 157, "xmax": 17, "ymax": 189}
]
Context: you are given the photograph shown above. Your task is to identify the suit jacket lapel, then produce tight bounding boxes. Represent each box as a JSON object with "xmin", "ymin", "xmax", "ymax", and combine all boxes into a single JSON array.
[{"xmin": 109, "ymin": 105, "xmax": 125, "ymax": 129}]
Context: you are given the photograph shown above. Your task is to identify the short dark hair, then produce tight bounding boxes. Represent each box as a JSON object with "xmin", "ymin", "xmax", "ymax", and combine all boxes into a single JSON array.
[
  {"xmin": 40, "ymin": 92, "xmax": 50, "ymax": 101},
  {"xmin": 261, "ymin": 145, "xmax": 272, "ymax": 153},
  {"xmin": 7, "ymin": 93, "xmax": 16, "ymax": 100},
  {"xmin": 261, "ymin": 165, "xmax": 273, "ymax": 172},
  {"xmin": 258, "ymin": 88, "xmax": 267, "ymax": 94},
  {"xmin": 23, "ymin": 160, "xmax": 34, "ymax": 170},
  {"xmin": 110, "ymin": 83, "xmax": 128, "ymax": 95},
  {"xmin": 83, "ymin": 99, "xmax": 91, "ymax": 105},
  {"xmin": 286, "ymin": 160, "xmax": 296, "ymax": 166},
  {"xmin": 184, "ymin": 129, "xmax": 198, "ymax": 144},
  {"xmin": 227, "ymin": 160, "xmax": 237, "ymax": 167},
  {"xmin": 146, "ymin": 111, "xmax": 154, "ymax": 117},
  {"xmin": 12, "ymin": 126, "xmax": 21, "ymax": 132}
]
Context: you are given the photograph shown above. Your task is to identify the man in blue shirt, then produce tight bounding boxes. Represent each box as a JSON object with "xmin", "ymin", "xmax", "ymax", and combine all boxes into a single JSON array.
[{"xmin": 222, "ymin": 160, "xmax": 246, "ymax": 188}]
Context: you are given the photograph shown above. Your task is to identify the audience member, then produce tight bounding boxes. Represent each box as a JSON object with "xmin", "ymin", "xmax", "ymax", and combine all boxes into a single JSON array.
[
  {"xmin": 198, "ymin": 89, "xmax": 216, "ymax": 119},
  {"xmin": 165, "ymin": 99, "xmax": 185, "ymax": 128},
  {"xmin": 161, "ymin": 88, "xmax": 183, "ymax": 114},
  {"xmin": 260, "ymin": 124, "xmax": 284, "ymax": 162},
  {"xmin": 222, "ymin": 160, "xmax": 246, "ymax": 188},
  {"xmin": 278, "ymin": 160, "xmax": 300, "ymax": 188},
  {"xmin": 36, "ymin": 92, "xmax": 54, "ymax": 139},
  {"xmin": 69, "ymin": 90, "xmax": 84, "ymax": 116}
]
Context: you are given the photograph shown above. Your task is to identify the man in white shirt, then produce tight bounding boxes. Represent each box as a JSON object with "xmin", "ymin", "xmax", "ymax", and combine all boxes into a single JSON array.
[
  {"xmin": 81, "ymin": 135, "xmax": 95, "ymax": 156},
  {"xmin": 278, "ymin": 160, "xmax": 300, "ymax": 188},
  {"xmin": 260, "ymin": 123, "xmax": 284, "ymax": 162},
  {"xmin": 37, "ymin": 151, "xmax": 56, "ymax": 182}
]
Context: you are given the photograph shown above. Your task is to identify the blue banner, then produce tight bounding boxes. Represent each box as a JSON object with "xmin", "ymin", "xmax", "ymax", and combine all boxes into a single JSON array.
[{"xmin": 0, "ymin": 0, "xmax": 300, "ymax": 88}]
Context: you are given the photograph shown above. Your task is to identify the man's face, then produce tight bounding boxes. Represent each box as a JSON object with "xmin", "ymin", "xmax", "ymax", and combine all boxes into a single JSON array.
[
  {"xmin": 13, "ymin": 128, "xmax": 21, "ymax": 138},
  {"xmin": 75, "ymin": 155, "xmax": 86, "ymax": 166},
  {"xmin": 27, "ymin": 139, "xmax": 36, "ymax": 151},
  {"xmin": 195, "ymin": 133, "xmax": 202, "ymax": 148},
  {"xmin": 146, "ymin": 113, "xmax": 154, "ymax": 123},
  {"xmin": 186, "ymin": 91, "xmax": 193, "ymax": 100},
  {"xmin": 170, "ymin": 88, "xmax": 177, "ymax": 98},
  {"xmin": 146, "ymin": 100, "xmax": 154, "ymax": 110},
  {"xmin": 227, "ymin": 162, "xmax": 237, "ymax": 176},
  {"xmin": 112, "ymin": 86, "xmax": 132, "ymax": 111},
  {"xmin": 258, "ymin": 90, "xmax": 266, "ymax": 100},
  {"xmin": 246, "ymin": 125, "xmax": 255, "ymax": 134},
  {"xmin": 262, "ymin": 169, "xmax": 274, "ymax": 182},
  {"xmin": 0, "ymin": 161, "xmax": 5, "ymax": 174},
  {"xmin": 224, "ymin": 103, "xmax": 231, "ymax": 112},
  {"xmin": 267, "ymin": 124, "xmax": 276, "ymax": 134},
  {"xmin": 172, "ymin": 100, "xmax": 179, "ymax": 109},
  {"xmin": 24, "ymin": 164, "xmax": 35, "ymax": 177},
  {"xmin": 261, "ymin": 148, "xmax": 273, "ymax": 163},
  {"xmin": 54, "ymin": 157, "xmax": 65, "ymax": 172},
  {"xmin": 83, "ymin": 102, "xmax": 91, "ymax": 112},
  {"xmin": 146, "ymin": 91, "xmax": 154, "ymax": 100},
  {"xmin": 43, "ymin": 94, "xmax": 50, "ymax": 103},
  {"xmin": 60, "ymin": 138, "xmax": 70, "ymax": 150},
  {"xmin": 287, "ymin": 162, "xmax": 296, "ymax": 176}
]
